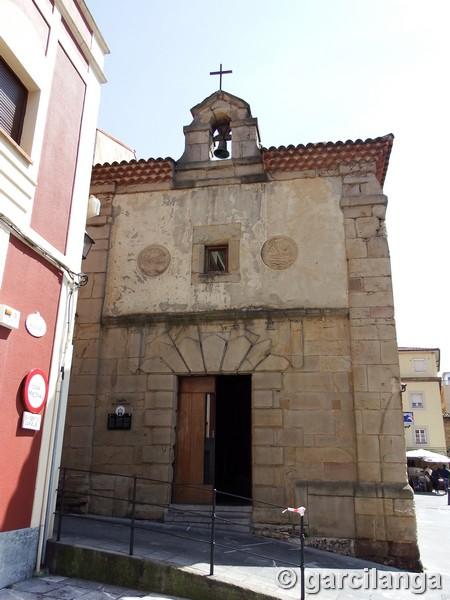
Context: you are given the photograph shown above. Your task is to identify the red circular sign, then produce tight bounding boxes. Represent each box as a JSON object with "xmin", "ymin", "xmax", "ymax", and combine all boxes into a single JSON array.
[{"xmin": 23, "ymin": 369, "xmax": 49, "ymax": 414}]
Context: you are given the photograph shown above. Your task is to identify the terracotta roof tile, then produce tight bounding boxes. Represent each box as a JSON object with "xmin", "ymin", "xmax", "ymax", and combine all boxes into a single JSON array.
[
  {"xmin": 262, "ymin": 134, "xmax": 394, "ymax": 185},
  {"xmin": 92, "ymin": 158, "xmax": 174, "ymax": 186}
]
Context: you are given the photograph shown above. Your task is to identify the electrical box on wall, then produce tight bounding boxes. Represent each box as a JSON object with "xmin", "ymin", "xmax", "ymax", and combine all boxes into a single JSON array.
[{"xmin": 0, "ymin": 304, "xmax": 20, "ymax": 330}]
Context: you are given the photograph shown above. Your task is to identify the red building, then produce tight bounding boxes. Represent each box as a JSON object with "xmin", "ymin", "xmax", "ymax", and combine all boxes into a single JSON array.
[{"xmin": 0, "ymin": 0, "xmax": 107, "ymax": 586}]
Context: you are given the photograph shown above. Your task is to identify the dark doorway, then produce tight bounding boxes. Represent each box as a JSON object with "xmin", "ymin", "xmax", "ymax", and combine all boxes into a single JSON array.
[{"xmin": 215, "ymin": 375, "xmax": 252, "ymax": 503}]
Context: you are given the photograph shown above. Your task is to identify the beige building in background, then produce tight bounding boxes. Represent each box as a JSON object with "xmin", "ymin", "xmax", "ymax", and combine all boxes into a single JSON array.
[
  {"xmin": 62, "ymin": 90, "xmax": 420, "ymax": 569},
  {"xmin": 441, "ymin": 372, "xmax": 450, "ymax": 453},
  {"xmin": 399, "ymin": 348, "xmax": 446, "ymax": 454}
]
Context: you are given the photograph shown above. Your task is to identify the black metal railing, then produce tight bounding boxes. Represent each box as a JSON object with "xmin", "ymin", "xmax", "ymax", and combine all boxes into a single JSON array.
[{"xmin": 55, "ymin": 466, "xmax": 307, "ymax": 600}]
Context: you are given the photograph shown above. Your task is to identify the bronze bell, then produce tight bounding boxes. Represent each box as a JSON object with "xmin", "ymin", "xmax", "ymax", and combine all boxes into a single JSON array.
[{"xmin": 214, "ymin": 139, "xmax": 230, "ymax": 159}]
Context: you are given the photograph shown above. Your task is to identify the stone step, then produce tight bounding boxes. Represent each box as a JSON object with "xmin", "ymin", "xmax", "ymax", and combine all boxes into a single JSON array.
[{"xmin": 164, "ymin": 504, "xmax": 252, "ymax": 533}]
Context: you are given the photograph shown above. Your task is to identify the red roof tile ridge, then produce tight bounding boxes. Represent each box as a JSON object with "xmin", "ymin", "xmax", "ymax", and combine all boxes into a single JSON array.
[
  {"xmin": 93, "ymin": 156, "xmax": 175, "ymax": 168},
  {"xmin": 262, "ymin": 133, "xmax": 394, "ymax": 152}
]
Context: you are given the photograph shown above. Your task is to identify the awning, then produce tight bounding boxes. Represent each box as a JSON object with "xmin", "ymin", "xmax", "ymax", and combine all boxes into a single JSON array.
[{"xmin": 406, "ymin": 449, "xmax": 450, "ymax": 463}]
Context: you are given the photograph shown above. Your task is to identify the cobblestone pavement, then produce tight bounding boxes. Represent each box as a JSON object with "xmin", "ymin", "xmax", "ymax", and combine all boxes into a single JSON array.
[{"xmin": 0, "ymin": 576, "xmax": 187, "ymax": 600}]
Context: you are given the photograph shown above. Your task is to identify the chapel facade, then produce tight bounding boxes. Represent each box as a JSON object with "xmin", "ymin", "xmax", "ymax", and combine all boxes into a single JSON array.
[{"xmin": 62, "ymin": 90, "xmax": 420, "ymax": 569}]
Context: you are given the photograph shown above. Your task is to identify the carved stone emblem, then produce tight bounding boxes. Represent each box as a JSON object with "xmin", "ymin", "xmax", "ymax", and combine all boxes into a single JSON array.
[
  {"xmin": 137, "ymin": 245, "xmax": 171, "ymax": 277},
  {"xmin": 261, "ymin": 236, "xmax": 298, "ymax": 270}
]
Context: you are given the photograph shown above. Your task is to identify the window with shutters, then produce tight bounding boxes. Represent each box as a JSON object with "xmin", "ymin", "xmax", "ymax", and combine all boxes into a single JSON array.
[{"xmin": 0, "ymin": 57, "xmax": 28, "ymax": 145}]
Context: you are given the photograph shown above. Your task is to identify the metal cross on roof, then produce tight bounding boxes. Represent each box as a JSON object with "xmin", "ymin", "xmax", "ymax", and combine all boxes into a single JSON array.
[{"xmin": 209, "ymin": 63, "xmax": 232, "ymax": 91}]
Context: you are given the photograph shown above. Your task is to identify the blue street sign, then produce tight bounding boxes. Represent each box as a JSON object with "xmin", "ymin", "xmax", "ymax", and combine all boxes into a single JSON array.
[{"xmin": 403, "ymin": 412, "xmax": 414, "ymax": 424}]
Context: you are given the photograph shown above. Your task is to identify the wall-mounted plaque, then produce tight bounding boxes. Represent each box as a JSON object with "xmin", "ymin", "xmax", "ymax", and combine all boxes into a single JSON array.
[
  {"xmin": 261, "ymin": 236, "xmax": 298, "ymax": 270},
  {"xmin": 137, "ymin": 245, "xmax": 171, "ymax": 277}
]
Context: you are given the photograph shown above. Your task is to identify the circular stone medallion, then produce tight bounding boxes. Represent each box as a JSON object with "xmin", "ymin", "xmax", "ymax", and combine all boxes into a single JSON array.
[
  {"xmin": 261, "ymin": 236, "xmax": 298, "ymax": 270},
  {"xmin": 137, "ymin": 245, "xmax": 171, "ymax": 277}
]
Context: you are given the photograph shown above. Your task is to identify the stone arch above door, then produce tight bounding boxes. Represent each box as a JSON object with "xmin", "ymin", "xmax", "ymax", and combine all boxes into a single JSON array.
[{"xmin": 139, "ymin": 319, "xmax": 303, "ymax": 375}]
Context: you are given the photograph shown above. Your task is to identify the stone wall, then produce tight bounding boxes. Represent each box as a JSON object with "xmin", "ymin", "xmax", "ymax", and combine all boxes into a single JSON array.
[{"xmin": 62, "ymin": 161, "xmax": 420, "ymax": 569}]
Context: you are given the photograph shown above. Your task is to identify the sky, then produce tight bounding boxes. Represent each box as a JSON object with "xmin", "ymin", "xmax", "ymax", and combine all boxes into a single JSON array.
[{"xmin": 87, "ymin": 0, "xmax": 450, "ymax": 373}]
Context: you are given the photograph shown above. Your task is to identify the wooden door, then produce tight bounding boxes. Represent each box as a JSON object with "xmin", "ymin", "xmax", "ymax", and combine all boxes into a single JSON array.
[{"xmin": 173, "ymin": 377, "xmax": 216, "ymax": 504}]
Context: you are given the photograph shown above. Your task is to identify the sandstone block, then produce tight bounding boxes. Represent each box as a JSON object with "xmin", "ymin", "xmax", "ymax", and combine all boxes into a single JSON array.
[
  {"xmin": 354, "ymin": 392, "xmax": 381, "ymax": 410},
  {"xmin": 367, "ymin": 237, "xmax": 389, "ymax": 258},
  {"xmin": 385, "ymin": 516, "xmax": 417, "ymax": 543},
  {"xmin": 253, "ymin": 372, "xmax": 282, "ymax": 390},
  {"xmin": 344, "ymin": 218, "xmax": 356, "ymax": 238},
  {"xmin": 356, "ymin": 435, "xmax": 380, "ymax": 462},
  {"xmin": 255, "ymin": 354, "xmax": 290, "ymax": 372},
  {"xmin": 372, "ymin": 205, "xmax": 386, "ymax": 219},
  {"xmin": 349, "ymin": 291, "xmax": 394, "ymax": 308},
  {"xmin": 76, "ymin": 299, "xmax": 103, "ymax": 324},
  {"xmin": 253, "ymin": 427, "xmax": 275, "ymax": 445},
  {"xmin": 145, "ymin": 391, "xmax": 175, "ymax": 409},
  {"xmin": 253, "ymin": 408, "xmax": 282, "ymax": 427},
  {"xmin": 308, "ymin": 495, "xmax": 355, "ymax": 538},
  {"xmin": 323, "ymin": 462, "xmax": 357, "ymax": 481},
  {"xmin": 221, "ymin": 335, "xmax": 252, "ymax": 371},
  {"xmin": 70, "ymin": 375, "xmax": 97, "ymax": 395},
  {"xmin": 150, "ymin": 427, "xmax": 174, "ymax": 445},
  {"xmin": 254, "ymin": 446, "xmax": 283, "ymax": 465},
  {"xmin": 275, "ymin": 428, "xmax": 304, "ymax": 447},
  {"xmin": 369, "ymin": 306, "xmax": 394, "ymax": 318},
  {"xmin": 363, "ymin": 276, "xmax": 392, "ymax": 292},
  {"xmin": 367, "ymin": 365, "xmax": 399, "ymax": 392},
  {"xmin": 201, "ymin": 333, "xmax": 227, "ymax": 372},
  {"xmin": 358, "ymin": 462, "xmax": 381, "ymax": 482},
  {"xmin": 352, "ymin": 366, "xmax": 368, "ymax": 392},
  {"xmin": 346, "ymin": 238, "xmax": 367, "ymax": 258},
  {"xmin": 285, "ymin": 410, "xmax": 336, "ymax": 434},
  {"xmin": 351, "ymin": 324, "xmax": 378, "ymax": 340},
  {"xmin": 382, "ymin": 462, "xmax": 408, "ymax": 483},
  {"xmin": 144, "ymin": 409, "xmax": 173, "ymax": 427},
  {"xmin": 355, "ymin": 514, "xmax": 386, "ymax": 541},
  {"xmin": 319, "ymin": 356, "xmax": 351, "ymax": 372},
  {"xmin": 352, "ymin": 340, "xmax": 381, "ymax": 365},
  {"xmin": 393, "ymin": 499, "xmax": 415, "ymax": 516},
  {"xmin": 70, "ymin": 426, "xmax": 93, "ymax": 448},
  {"xmin": 349, "ymin": 258, "xmax": 391, "ymax": 278},
  {"xmin": 355, "ymin": 217, "xmax": 380, "ymax": 238},
  {"xmin": 253, "ymin": 390, "xmax": 273, "ymax": 408},
  {"xmin": 102, "ymin": 328, "xmax": 128, "ymax": 358},
  {"xmin": 380, "ymin": 341, "xmax": 399, "ymax": 365},
  {"xmin": 147, "ymin": 374, "xmax": 176, "ymax": 391},
  {"xmin": 113, "ymin": 375, "xmax": 147, "ymax": 393},
  {"xmin": 83, "ymin": 249, "xmax": 108, "ymax": 273},
  {"xmin": 68, "ymin": 406, "xmax": 94, "ymax": 427},
  {"xmin": 283, "ymin": 372, "xmax": 333, "ymax": 393},
  {"xmin": 142, "ymin": 445, "xmax": 172, "ymax": 464},
  {"xmin": 253, "ymin": 466, "xmax": 284, "ymax": 486}
]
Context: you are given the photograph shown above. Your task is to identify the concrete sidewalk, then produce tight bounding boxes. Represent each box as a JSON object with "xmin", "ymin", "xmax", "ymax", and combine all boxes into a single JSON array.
[
  {"xmin": 0, "ymin": 575, "xmax": 188, "ymax": 600},
  {"xmin": 46, "ymin": 493, "xmax": 450, "ymax": 599}
]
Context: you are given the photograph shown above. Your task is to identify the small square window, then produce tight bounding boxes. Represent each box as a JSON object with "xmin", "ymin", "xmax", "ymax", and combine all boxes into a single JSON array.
[
  {"xmin": 413, "ymin": 359, "xmax": 426, "ymax": 373},
  {"xmin": 414, "ymin": 428, "xmax": 427, "ymax": 445},
  {"xmin": 205, "ymin": 245, "xmax": 228, "ymax": 273}
]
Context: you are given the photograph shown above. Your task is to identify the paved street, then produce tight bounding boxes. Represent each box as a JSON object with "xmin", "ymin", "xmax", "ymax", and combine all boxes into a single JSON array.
[{"xmin": 2, "ymin": 491, "xmax": 450, "ymax": 599}]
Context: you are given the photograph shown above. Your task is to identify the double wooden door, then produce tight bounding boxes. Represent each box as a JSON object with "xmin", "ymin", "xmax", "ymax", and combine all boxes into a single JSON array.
[{"xmin": 173, "ymin": 377, "xmax": 216, "ymax": 504}]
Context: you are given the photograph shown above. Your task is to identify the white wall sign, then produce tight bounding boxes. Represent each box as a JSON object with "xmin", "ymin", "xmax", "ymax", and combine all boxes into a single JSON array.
[
  {"xmin": 25, "ymin": 312, "xmax": 47, "ymax": 338},
  {"xmin": 22, "ymin": 411, "xmax": 42, "ymax": 431}
]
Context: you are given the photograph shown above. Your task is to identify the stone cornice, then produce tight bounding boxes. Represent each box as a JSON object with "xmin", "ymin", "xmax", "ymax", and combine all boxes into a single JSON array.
[{"xmin": 102, "ymin": 307, "xmax": 349, "ymax": 327}]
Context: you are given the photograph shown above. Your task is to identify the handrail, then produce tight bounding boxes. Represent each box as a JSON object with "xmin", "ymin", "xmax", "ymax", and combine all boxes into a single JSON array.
[{"xmin": 55, "ymin": 465, "xmax": 306, "ymax": 598}]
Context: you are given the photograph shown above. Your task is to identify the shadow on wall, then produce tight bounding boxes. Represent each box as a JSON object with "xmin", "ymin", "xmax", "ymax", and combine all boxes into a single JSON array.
[{"xmin": 1, "ymin": 374, "xmax": 44, "ymax": 532}]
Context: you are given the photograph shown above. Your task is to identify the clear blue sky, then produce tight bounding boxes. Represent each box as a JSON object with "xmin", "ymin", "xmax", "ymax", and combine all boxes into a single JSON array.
[{"xmin": 87, "ymin": 0, "xmax": 450, "ymax": 372}]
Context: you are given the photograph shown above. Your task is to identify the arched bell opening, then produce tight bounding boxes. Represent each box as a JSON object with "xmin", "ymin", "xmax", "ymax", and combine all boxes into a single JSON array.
[{"xmin": 211, "ymin": 118, "xmax": 231, "ymax": 160}]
